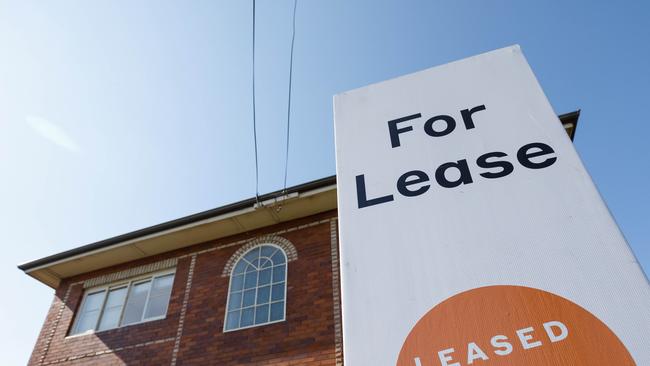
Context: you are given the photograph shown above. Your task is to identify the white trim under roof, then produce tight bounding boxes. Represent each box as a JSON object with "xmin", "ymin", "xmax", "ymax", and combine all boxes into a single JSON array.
[{"xmin": 22, "ymin": 183, "xmax": 337, "ymax": 288}]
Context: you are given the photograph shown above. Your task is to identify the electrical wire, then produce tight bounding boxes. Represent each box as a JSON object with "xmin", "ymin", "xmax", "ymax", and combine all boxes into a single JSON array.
[
  {"xmin": 252, "ymin": 0, "xmax": 260, "ymax": 202},
  {"xmin": 282, "ymin": 0, "xmax": 298, "ymax": 194},
  {"xmin": 252, "ymin": 0, "xmax": 298, "ymax": 201}
]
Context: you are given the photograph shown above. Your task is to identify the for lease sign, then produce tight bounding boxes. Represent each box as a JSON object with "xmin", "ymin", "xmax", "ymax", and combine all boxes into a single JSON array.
[{"xmin": 333, "ymin": 45, "xmax": 650, "ymax": 365}]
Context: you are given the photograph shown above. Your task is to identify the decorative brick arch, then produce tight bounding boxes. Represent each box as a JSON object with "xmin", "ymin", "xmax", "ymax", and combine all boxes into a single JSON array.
[{"xmin": 221, "ymin": 235, "xmax": 298, "ymax": 277}]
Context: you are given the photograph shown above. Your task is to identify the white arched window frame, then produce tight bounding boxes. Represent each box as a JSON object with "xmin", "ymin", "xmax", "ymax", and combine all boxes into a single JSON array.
[{"xmin": 224, "ymin": 244, "xmax": 288, "ymax": 332}]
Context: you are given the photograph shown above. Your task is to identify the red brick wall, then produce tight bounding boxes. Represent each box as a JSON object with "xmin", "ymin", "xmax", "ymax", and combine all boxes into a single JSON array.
[{"xmin": 28, "ymin": 211, "xmax": 341, "ymax": 366}]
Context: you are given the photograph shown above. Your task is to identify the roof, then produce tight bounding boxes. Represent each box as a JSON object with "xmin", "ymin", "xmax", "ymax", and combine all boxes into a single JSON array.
[
  {"xmin": 19, "ymin": 111, "xmax": 580, "ymax": 288},
  {"xmin": 559, "ymin": 110, "xmax": 580, "ymax": 140}
]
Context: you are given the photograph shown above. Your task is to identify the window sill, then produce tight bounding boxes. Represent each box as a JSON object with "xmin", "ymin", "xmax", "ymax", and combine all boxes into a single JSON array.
[
  {"xmin": 223, "ymin": 318, "xmax": 286, "ymax": 333},
  {"xmin": 65, "ymin": 315, "xmax": 167, "ymax": 339}
]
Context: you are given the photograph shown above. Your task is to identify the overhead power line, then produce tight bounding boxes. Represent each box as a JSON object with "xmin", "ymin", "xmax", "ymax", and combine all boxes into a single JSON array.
[
  {"xmin": 252, "ymin": 0, "xmax": 260, "ymax": 202},
  {"xmin": 283, "ymin": 0, "xmax": 298, "ymax": 194},
  {"xmin": 251, "ymin": 0, "xmax": 299, "ymax": 202}
]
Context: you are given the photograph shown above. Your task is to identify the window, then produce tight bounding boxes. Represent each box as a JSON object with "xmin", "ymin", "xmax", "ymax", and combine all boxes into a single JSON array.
[
  {"xmin": 71, "ymin": 270, "xmax": 175, "ymax": 335},
  {"xmin": 224, "ymin": 245, "xmax": 287, "ymax": 331}
]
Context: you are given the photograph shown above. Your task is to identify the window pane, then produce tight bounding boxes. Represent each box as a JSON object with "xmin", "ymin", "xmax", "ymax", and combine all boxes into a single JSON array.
[
  {"xmin": 255, "ymin": 304, "xmax": 269, "ymax": 324},
  {"xmin": 243, "ymin": 247, "xmax": 260, "ymax": 264},
  {"xmin": 270, "ymin": 302, "xmax": 284, "ymax": 321},
  {"xmin": 144, "ymin": 275, "xmax": 174, "ymax": 319},
  {"xmin": 226, "ymin": 310, "xmax": 240, "ymax": 330},
  {"xmin": 271, "ymin": 250, "xmax": 285, "ymax": 265},
  {"xmin": 244, "ymin": 271, "xmax": 257, "ymax": 289},
  {"xmin": 104, "ymin": 287, "xmax": 127, "ymax": 307},
  {"xmin": 122, "ymin": 281, "xmax": 151, "ymax": 325},
  {"xmin": 73, "ymin": 291, "xmax": 105, "ymax": 334},
  {"xmin": 257, "ymin": 285, "xmax": 270, "ymax": 304},
  {"xmin": 260, "ymin": 246, "xmax": 276, "ymax": 258},
  {"xmin": 272, "ymin": 265, "xmax": 286, "ymax": 283},
  {"xmin": 242, "ymin": 289, "xmax": 256, "ymax": 307},
  {"xmin": 97, "ymin": 287, "xmax": 127, "ymax": 331},
  {"xmin": 228, "ymin": 292, "xmax": 242, "ymax": 310},
  {"xmin": 231, "ymin": 275, "xmax": 244, "ymax": 292},
  {"xmin": 271, "ymin": 283, "xmax": 285, "ymax": 301},
  {"xmin": 74, "ymin": 310, "xmax": 100, "ymax": 334},
  {"xmin": 97, "ymin": 307, "xmax": 120, "ymax": 331},
  {"xmin": 241, "ymin": 308, "xmax": 254, "ymax": 327},
  {"xmin": 233, "ymin": 260, "xmax": 247, "ymax": 275},
  {"xmin": 84, "ymin": 291, "xmax": 106, "ymax": 311},
  {"xmin": 150, "ymin": 274, "xmax": 174, "ymax": 296},
  {"xmin": 258, "ymin": 268, "xmax": 271, "ymax": 285},
  {"xmin": 144, "ymin": 295, "xmax": 168, "ymax": 319}
]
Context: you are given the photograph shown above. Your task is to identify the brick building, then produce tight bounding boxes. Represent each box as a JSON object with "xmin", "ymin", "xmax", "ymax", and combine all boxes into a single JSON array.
[{"xmin": 19, "ymin": 113, "xmax": 579, "ymax": 365}]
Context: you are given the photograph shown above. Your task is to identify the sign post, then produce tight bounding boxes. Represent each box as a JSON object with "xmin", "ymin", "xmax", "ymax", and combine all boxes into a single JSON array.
[{"xmin": 334, "ymin": 45, "xmax": 650, "ymax": 365}]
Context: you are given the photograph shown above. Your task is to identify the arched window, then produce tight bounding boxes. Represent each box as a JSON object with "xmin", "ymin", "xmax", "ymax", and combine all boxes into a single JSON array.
[{"xmin": 224, "ymin": 244, "xmax": 287, "ymax": 331}]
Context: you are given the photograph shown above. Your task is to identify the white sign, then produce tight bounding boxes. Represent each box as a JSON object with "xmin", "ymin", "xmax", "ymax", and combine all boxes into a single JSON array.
[{"xmin": 334, "ymin": 45, "xmax": 650, "ymax": 366}]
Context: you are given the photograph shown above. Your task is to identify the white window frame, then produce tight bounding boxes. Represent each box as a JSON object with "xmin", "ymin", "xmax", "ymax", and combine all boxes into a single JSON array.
[
  {"xmin": 69, "ymin": 268, "xmax": 176, "ymax": 337},
  {"xmin": 223, "ymin": 243, "xmax": 288, "ymax": 332}
]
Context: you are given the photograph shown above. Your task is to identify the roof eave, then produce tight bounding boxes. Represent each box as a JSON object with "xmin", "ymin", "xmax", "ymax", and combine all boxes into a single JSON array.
[{"xmin": 19, "ymin": 176, "xmax": 337, "ymax": 288}]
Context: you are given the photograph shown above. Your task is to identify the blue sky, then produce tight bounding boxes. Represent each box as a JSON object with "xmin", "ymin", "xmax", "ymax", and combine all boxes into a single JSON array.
[{"xmin": 1, "ymin": 0, "xmax": 648, "ymax": 362}]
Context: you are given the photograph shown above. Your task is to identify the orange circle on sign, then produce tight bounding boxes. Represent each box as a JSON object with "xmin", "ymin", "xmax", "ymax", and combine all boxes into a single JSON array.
[{"xmin": 397, "ymin": 285, "xmax": 634, "ymax": 366}]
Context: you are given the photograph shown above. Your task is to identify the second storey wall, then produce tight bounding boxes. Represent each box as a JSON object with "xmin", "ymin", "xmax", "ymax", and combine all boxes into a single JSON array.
[{"xmin": 28, "ymin": 210, "xmax": 342, "ymax": 366}]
